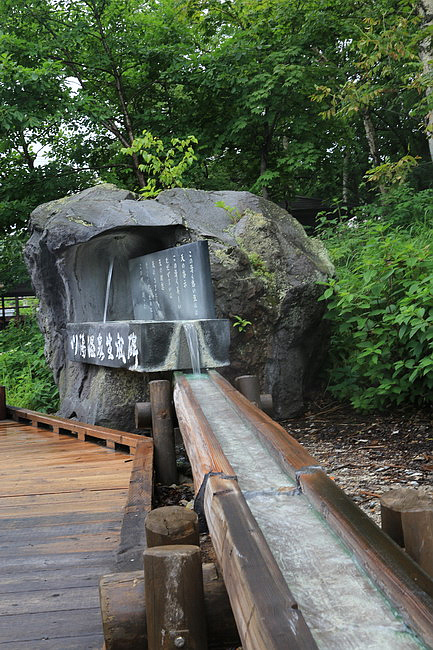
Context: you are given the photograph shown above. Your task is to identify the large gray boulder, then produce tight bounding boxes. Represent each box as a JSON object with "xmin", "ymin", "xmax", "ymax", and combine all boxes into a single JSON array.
[{"xmin": 25, "ymin": 184, "xmax": 333, "ymax": 428}]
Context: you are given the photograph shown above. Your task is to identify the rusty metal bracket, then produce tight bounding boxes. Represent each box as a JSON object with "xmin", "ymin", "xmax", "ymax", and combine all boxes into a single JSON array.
[{"xmin": 295, "ymin": 465, "xmax": 324, "ymax": 492}]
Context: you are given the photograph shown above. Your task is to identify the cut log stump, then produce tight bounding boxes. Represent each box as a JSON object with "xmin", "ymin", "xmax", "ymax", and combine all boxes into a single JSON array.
[
  {"xmin": 0, "ymin": 385, "xmax": 6, "ymax": 420},
  {"xmin": 99, "ymin": 563, "xmax": 240, "ymax": 650},
  {"xmin": 260, "ymin": 393, "xmax": 273, "ymax": 416},
  {"xmin": 144, "ymin": 545, "xmax": 207, "ymax": 650},
  {"xmin": 235, "ymin": 375, "xmax": 262, "ymax": 408},
  {"xmin": 402, "ymin": 506, "xmax": 433, "ymax": 578},
  {"xmin": 380, "ymin": 488, "xmax": 433, "ymax": 547},
  {"xmin": 150, "ymin": 380, "xmax": 177, "ymax": 486},
  {"xmin": 135, "ymin": 401, "xmax": 152, "ymax": 429},
  {"xmin": 145, "ymin": 506, "xmax": 199, "ymax": 548}
]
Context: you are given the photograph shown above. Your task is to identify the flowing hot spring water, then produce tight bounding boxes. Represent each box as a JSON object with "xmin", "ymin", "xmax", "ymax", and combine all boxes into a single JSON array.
[
  {"xmin": 103, "ymin": 258, "xmax": 114, "ymax": 323},
  {"xmin": 183, "ymin": 322, "xmax": 202, "ymax": 375}
]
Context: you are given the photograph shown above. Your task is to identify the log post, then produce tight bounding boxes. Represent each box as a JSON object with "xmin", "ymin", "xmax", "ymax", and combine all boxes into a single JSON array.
[
  {"xmin": 99, "ymin": 563, "xmax": 240, "ymax": 650},
  {"xmin": 380, "ymin": 488, "xmax": 432, "ymax": 547},
  {"xmin": 135, "ymin": 401, "xmax": 152, "ymax": 429},
  {"xmin": 146, "ymin": 506, "xmax": 199, "ymax": 548},
  {"xmin": 235, "ymin": 375, "xmax": 262, "ymax": 408},
  {"xmin": 149, "ymin": 380, "xmax": 177, "ymax": 485},
  {"xmin": 260, "ymin": 393, "xmax": 273, "ymax": 416},
  {"xmin": 402, "ymin": 506, "xmax": 433, "ymax": 578},
  {"xmin": 0, "ymin": 385, "xmax": 6, "ymax": 420},
  {"xmin": 144, "ymin": 545, "xmax": 207, "ymax": 650}
]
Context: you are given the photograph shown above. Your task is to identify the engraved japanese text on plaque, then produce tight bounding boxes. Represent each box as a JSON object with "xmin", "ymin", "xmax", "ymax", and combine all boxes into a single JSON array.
[{"xmin": 129, "ymin": 241, "xmax": 216, "ymax": 321}]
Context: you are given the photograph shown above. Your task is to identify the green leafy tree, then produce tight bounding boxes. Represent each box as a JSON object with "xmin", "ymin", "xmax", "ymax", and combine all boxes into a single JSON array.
[
  {"xmin": 0, "ymin": 231, "xmax": 29, "ymax": 290},
  {"xmin": 312, "ymin": 1, "xmax": 433, "ymax": 194},
  {"xmin": 1, "ymin": 0, "xmax": 432, "ymax": 225},
  {"xmin": 121, "ymin": 130, "xmax": 198, "ymax": 197},
  {"xmin": 179, "ymin": 0, "xmax": 352, "ymax": 202},
  {"xmin": 0, "ymin": 0, "xmax": 196, "ymax": 193}
]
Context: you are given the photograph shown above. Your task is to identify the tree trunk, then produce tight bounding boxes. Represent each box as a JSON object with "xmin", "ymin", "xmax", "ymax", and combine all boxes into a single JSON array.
[
  {"xmin": 418, "ymin": 0, "xmax": 433, "ymax": 164},
  {"xmin": 260, "ymin": 143, "xmax": 269, "ymax": 200},
  {"xmin": 342, "ymin": 149, "xmax": 349, "ymax": 208},
  {"xmin": 20, "ymin": 133, "xmax": 35, "ymax": 170},
  {"xmin": 260, "ymin": 118, "xmax": 272, "ymax": 200},
  {"xmin": 363, "ymin": 110, "xmax": 385, "ymax": 194},
  {"xmin": 363, "ymin": 111, "xmax": 381, "ymax": 167},
  {"xmin": 131, "ymin": 152, "xmax": 146, "ymax": 189},
  {"xmin": 93, "ymin": 7, "xmax": 146, "ymax": 189}
]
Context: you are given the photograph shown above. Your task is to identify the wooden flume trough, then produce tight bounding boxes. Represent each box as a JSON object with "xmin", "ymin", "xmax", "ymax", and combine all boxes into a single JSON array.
[
  {"xmin": 2, "ymin": 379, "xmax": 433, "ymax": 649},
  {"xmin": 174, "ymin": 374, "xmax": 317, "ymax": 649},
  {"xmin": 174, "ymin": 371, "xmax": 433, "ymax": 649}
]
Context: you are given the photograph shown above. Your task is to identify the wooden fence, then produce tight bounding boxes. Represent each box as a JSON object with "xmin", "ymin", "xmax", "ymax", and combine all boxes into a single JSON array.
[{"xmin": 0, "ymin": 293, "xmax": 37, "ymax": 330}]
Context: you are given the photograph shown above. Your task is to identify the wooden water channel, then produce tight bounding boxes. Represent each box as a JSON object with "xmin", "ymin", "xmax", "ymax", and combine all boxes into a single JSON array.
[
  {"xmin": 174, "ymin": 371, "xmax": 433, "ymax": 650},
  {"xmin": 1, "ymin": 373, "xmax": 433, "ymax": 648}
]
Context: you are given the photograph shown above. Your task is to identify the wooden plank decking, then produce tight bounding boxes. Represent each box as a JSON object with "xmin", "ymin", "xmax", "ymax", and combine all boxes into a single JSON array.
[{"xmin": 0, "ymin": 419, "xmax": 134, "ymax": 649}]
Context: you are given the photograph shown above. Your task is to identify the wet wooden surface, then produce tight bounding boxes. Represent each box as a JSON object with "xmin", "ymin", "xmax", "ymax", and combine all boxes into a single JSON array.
[
  {"xmin": 0, "ymin": 419, "xmax": 133, "ymax": 649},
  {"xmin": 174, "ymin": 376, "xmax": 318, "ymax": 650},
  {"xmin": 176, "ymin": 373, "xmax": 430, "ymax": 650}
]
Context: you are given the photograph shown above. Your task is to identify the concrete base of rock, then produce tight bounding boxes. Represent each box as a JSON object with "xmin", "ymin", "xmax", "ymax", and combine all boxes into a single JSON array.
[{"xmin": 66, "ymin": 319, "xmax": 230, "ymax": 372}]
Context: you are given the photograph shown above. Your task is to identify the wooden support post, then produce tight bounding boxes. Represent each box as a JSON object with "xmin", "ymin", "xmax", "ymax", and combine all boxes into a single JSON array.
[
  {"xmin": 149, "ymin": 380, "xmax": 177, "ymax": 485},
  {"xmin": 402, "ymin": 506, "xmax": 433, "ymax": 578},
  {"xmin": 236, "ymin": 375, "xmax": 262, "ymax": 408},
  {"xmin": 0, "ymin": 385, "xmax": 6, "ymax": 420},
  {"xmin": 99, "ymin": 563, "xmax": 240, "ymax": 650},
  {"xmin": 144, "ymin": 545, "xmax": 207, "ymax": 650},
  {"xmin": 145, "ymin": 506, "xmax": 199, "ymax": 548},
  {"xmin": 135, "ymin": 401, "xmax": 152, "ymax": 428},
  {"xmin": 106, "ymin": 439, "xmax": 116, "ymax": 449},
  {"xmin": 380, "ymin": 488, "xmax": 433, "ymax": 547},
  {"xmin": 260, "ymin": 393, "xmax": 273, "ymax": 416}
]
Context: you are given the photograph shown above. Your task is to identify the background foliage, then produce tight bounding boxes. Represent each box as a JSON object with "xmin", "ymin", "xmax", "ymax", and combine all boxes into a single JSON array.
[
  {"xmin": 0, "ymin": 317, "xmax": 59, "ymax": 412},
  {"xmin": 319, "ymin": 186, "xmax": 433, "ymax": 410},
  {"xmin": 2, "ymin": 0, "xmax": 433, "ymax": 412},
  {"xmin": 1, "ymin": 0, "xmax": 432, "ymax": 233},
  {"xmin": 0, "ymin": 230, "xmax": 29, "ymax": 289}
]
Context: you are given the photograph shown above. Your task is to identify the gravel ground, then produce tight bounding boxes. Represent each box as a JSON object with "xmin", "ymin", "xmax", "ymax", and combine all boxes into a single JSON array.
[
  {"xmin": 281, "ymin": 397, "xmax": 433, "ymax": 525},
  {"xmin": 160, "ymin": 397, "xmax": 433, "ymax": 528}
]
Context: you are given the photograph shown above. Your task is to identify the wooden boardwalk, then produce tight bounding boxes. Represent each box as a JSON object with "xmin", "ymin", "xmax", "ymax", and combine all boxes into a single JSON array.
[{"xmin": 0, "ymin": 420, "xmax": 133, "ymax": 649}]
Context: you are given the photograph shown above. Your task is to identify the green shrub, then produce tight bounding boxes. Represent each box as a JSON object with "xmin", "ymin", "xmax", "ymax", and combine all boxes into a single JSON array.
[
  {"xmin": 319, "ymin": 216, "xmax": 433, "ymax": 410},
  {"xmin": 358, "ymin": 185, "xmax": 433, "ymax": 231},
  {"xmin": 0, "ymin": 317, "xmax": 59, "ymax": 412}
]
